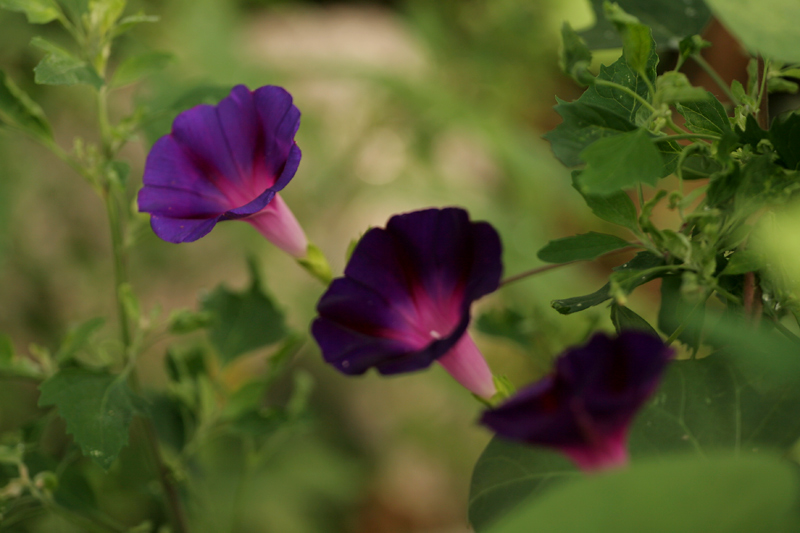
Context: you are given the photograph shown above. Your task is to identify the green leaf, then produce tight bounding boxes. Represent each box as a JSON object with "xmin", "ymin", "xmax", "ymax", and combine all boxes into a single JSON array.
[
  {"xmin": 704, "ymin": 0, "xmax": 800, "ymax": 63},
  {"xmin": 544, "ymin": 45, "xmax": 657, "ymax": 168},
  {"xmin": 657, "ymin": 274, "xmax": 704, "ymax": 350},
  {"xmin": 0, "ymin": 0, "xmax": 60, "ymax": 23},
  {"xmin": 655, "ymin": 71, "xmax": 708, "ymax": 104},
  {"xmin": 630, "ymin": 354, "xmax": 800, "ymax": 457},
  {"xmin": 559, "ymin": 22, "xmax": 593, "ymax": 86},
  {"xmin": 38, "ymin": 368, "xmax": 140, "ymax": 470},
  {"xmin": 544, "ymin": 99, "xmax": 637, "ymax": 167},
  {"xmin": 469, "ymin": 438, "xmax": 578, "ymax": 532},
  {"xmin": 722, "ymin": 250, "xmax": 764, "ymax": 275},
  {"xmin": 578, "ymin": 0, "xmax": 711, "ymax": 51},
  {"xmin": 485, "ymin": 453, "xmax": 800, "ymax": 533},
  {"xmin": 577, "ymin": 129, "xmax": 665, "ymax": 195},
  {"xmin": 769, "ymin": 77, "xmax": 799, "ymax": 95},
  {"xmin": 201, "ymin": 261, "xmax": 288, "ymax": 364},
  {"xmin": 735, "ymin": 113, "xmax": 768, "ymax": 148},
  {"xmin": 675, "ymin": 93, "xmax": 732, "ymax": 137},
  {"xmin": 537, "ymin": 232, "xmax": 632, "ymax": 263},
  {"xmin": 551, "ymin": 251, "xmax": 666, "ymax": 314},
  {"xmin": 769, "ymin": 112, "xmax": 800, "ymax": 170},
  {"xmin": 571, "ymin": 172, "xmax": 640, "ymax": 232},
  {"xmin": 610, "ymin": 303, "xmax": 659, "ymax": 336},
  {"xmin": 604, "ymin": 3, "xmax": 652, "ymax": 75},
  {"xmin": 87, "ymin": 0, "xmax": 125, "ymax": 35},
  {"xmin": 0, "ymin": 70, "xmax": 53, "ymax": 141},
  {"xmin": 31, "ymin": 37, "xmax": 104, "ymax": 89},
  {"xmin": 111, "ymin": 51, "xmax": 174, "ymax": 88},
  {"xmin": 55, "ymin": 317, "xmax": 105, "ymax": 364},
  {"xmin": 113, "ymin": 12, "xmax": 159, "ymax": 37},
  {"xmin": 679, "ymin": 153, "xmax": 723, "ymax": 180}
]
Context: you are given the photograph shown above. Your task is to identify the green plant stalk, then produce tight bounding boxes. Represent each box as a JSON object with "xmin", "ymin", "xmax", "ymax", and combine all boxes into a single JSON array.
[
  {"xmin": 500, "ymin": 246, "xmax": 644, "ymax": 287},
  {"xmin": 691, "ymin": 54, "xmax": 737, "ymax": 104},
  {"xmin": 92, "ymin": 42, "xmax": 191, "ymax": 533}
]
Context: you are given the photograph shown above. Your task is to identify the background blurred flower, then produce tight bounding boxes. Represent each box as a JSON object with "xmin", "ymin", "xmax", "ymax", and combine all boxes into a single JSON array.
[
  {"xmin": 138, "ymin": 84, "xmax": 308, "ymax": 257},
  {"xmin": 481, "ymin": 332, "xmax": 674, "ymax": 471},
  {"xmin": 312, "ymin": 207, "xmax": 502, "ymax": 398}
]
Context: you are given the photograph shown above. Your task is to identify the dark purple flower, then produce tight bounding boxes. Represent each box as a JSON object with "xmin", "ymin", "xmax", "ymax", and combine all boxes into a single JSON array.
[
  {"xmin": 312, "ymin": 207, "xmax": 502, "ymax": 398},
  {"xmin": 480, "ymin": 332, "xmax": 674, "ymax": 471},
  {"xmin": 138, "ymin": 84, "xmax": 308, "ymax": 257}
]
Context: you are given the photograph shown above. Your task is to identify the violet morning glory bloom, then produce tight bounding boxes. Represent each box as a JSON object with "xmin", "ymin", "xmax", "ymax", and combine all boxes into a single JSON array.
[
  {"xmin": 138, "ymin": 84, "xmax": 308, "ymax": 258},
  {"xmin": 311, "ymin": 207, "xmax": 502, "ymax": 398},
  {"xmin": 481, "ymin": 331, "xmax": 674, "ymax": 471}
]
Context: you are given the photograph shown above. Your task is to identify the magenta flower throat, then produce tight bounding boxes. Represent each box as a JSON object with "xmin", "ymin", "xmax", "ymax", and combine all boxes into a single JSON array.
[
  {"xmin": 138, "ymin": 84, "xmax": 308, "ymax": 257},
  {"xmin": 312, "ymin": 207, "xmax": 502, "ymax": 398},
  {"xmin": 481, "ymin": 332, "xmax": 674, "ymax": 471}
]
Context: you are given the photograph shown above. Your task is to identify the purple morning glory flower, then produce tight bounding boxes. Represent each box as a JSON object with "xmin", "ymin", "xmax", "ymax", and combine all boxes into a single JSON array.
[
  {"xmin": 311, "ymin": 207, "xmax": 503, "ymax": 398},
  {"xmin": 138, "ymin": 84, "xmax": 308, "ymax": 258},
  {"xmin": 480, "ymin": 332, "xmax": 674, "ymax": 471}
]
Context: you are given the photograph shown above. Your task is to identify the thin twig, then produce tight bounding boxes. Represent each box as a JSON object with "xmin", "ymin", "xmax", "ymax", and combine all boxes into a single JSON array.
[
  {"xmin": 691, "ymin": 54, "xmax": 737, "ymax": 104},
  {"xmin": 500, "ymin": 246, "xmax": 641, "ymax": 287}
]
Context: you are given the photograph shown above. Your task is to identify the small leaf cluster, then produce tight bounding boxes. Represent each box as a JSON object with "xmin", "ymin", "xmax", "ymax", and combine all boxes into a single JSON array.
[{"xmin": 545, "ymin": 3, "xmax": 800, "ymax": 355}]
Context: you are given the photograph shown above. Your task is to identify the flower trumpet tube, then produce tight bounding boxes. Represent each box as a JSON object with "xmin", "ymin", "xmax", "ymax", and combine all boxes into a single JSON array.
[
  {"xmin": 312, "ymin": 207, "xmax": 502, "ymax": 398},
  {"xmin": 481, "ymin": 332, "xmax": 674, "ymax": 471},
  {"xmin": 138, "ymin": 84, "xmax": 309, "ymax": 258}
]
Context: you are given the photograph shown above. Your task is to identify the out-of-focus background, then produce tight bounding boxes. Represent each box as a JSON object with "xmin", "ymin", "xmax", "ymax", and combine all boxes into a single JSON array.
[{"xmin": 0, "ymin": 0, "xmax": 667, "ymax": 531}]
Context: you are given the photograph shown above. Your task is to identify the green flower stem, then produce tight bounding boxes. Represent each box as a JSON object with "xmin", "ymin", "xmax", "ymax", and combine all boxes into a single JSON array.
[
  {"xmin": 691, "ymin": 54, "xmax": 737, "ymax": 104},
  {"xmin": 659, "ymin": 133, "xmax": 719, "ymax": 143},
  {"xmin": 500, "ymin": 245, "xmax": 643, "ymax": 287},
  {"xmin": 92, "ymin": 55, "xmax": 191, "ymax": 533},
  {"xmin": 103, "ymin": 193, "xmax": 132, "ymax": 351}
]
